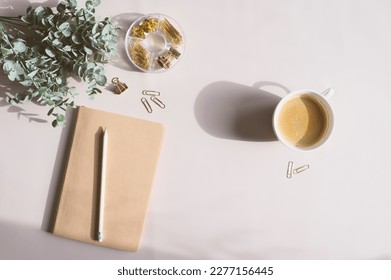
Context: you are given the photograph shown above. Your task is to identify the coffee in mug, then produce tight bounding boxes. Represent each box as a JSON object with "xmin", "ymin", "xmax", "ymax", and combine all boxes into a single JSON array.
[{"xmin": 273, "ymin": 89, "xmax": 334, "ymax": 151}]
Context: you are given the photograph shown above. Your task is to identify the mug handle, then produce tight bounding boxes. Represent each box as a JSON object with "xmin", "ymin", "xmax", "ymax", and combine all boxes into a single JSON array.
[{"xmin": 321, "ymin": 88, "xmax": 335, "ymax": 99}]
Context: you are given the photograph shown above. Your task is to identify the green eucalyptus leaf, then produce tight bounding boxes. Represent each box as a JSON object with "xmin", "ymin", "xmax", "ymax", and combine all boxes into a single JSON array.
[
  {"xmin": 68, "ymin": 87, "xmax": 78, "ymax": 95},
  {"xmin": 38, "ymin": 87, "xmax": 48, "ymax": 94},
  {"xmin": 45, "ymin": 48, "xmax": 56, "ymax": 57},
  {"xmin": 3, "ymin": 61, "xmax": 15, "ymax": 73},
  {"xmin": 95, "ymin": 75, "xmax": 106, "ymax": 86},
  {"xmin": 93, "ymin": 53, "xmax": 103, "ymax": 62},
  {"xmin": 62, "ymin": 29, "xmax": 72, "ymax": 37},
  {"xmin": 35, "ymin": 78, "xmax": 48, "ymax": 83},
  {"xmin": 76, "ymin": 65, "xmax": 84, "ymax": 76},
  {"xmin": 93, "ymin": 65, "xmax": 104, "ymax": 75},
  {"xmin": 87, "ymin": 81, "xmax": 97, "ymax": 89},
  {"xmin": 8, "ymin": 71, "xmax": 17, "ymax": 81},
  {"xmin": 13, "ymin": 41, "xmax": 27, "ymax": 53},
  {"xmin": 33, "ymin": 6, "xmax": 46, "ymax": 17},
  {"xmin": 10, "ymin": 99, "xmax": 19, "ymax": 105},
  {"xmin": 53, "ymin": 31, "xmax": 62, "ymax": 38},
  {"xmin": 65, "ymin": 0, "xmax": 78, "ymax": 9},
  {"xmin": 42, "ymin": 35, "xmax": 50, "ymax": 43},
  {"xmin": 71, "ymin": 33, "xmax": 82, "ymax": 44},
  {"xmin": 84, "ymin": 73, "xmax": 94, "ymax": 83},
  {"xmin": 56, "ymin": 114, "xmax": 65, "ymax": 122},
  {"xmin": 92, "ymin": 0, "xmax": 101, "ymax": 7},
  {"xmin": 85, "ymin": 1, "xmax": 93, "ymax": 9},
  {"xmin": 24, "ymin": 94, "xmax": 32, "ymax": 101},
  {"xmin": 92, "ymin": 22, "xmax": 99, "ymax": 34},
  {"xmin": 27, "ymin": 69, "xmax": 39, "ymax": 78},
  {"xmin": 1, "ymin": 47, "xmax": 13, "ymax": 56},
  {"xmin": 6, "ymin": 96, "xmax": 19, "ymax": 105},
  {"xmin": 83, "ymin": 46, "xmax": 93, "ymax": 55},
  {"xmin": 58, "ymin": 21, "xmax": 69, "ymax": 30},
  {"xmin": 52, "ymin": 39, "xmax": 62, "ymax": 46},
  {"xmin": 57, "ymin": 3, "xmax": 66, "ymax": 13},
  {"xmin": 62, "ymin": 45, "xmax": 72, "ymax": 52},
  {"xmin": 0, "ymin": 0, "xmax": 118, "ymax": 127},
  {"xmin": 47, "ymin": 107, "xmax": 55, "ymax": 116},
  {"xmin": 13, "ymin": 63, "xmax": 25, "ymax": 75},
  {"xmin": 20, "ymin": 80, "xmax": 33, "ymax": 86},
  {"xmin": 101, "ymin": 24, "xmax": 111, "ymax": 36},
  {"xmin": 51, "ymin": 96, "xmax": 62, "ymax": 101},
  {"xmin": 46, "ymin": 100, "xmax": 55, "ymax": 106},
  {"xmin": 56, "ymin": 77, "xmax": 65, "ymax": 84},
  {"xmin": 21, "ymin": 15, "xmax": 32, "ymax": 24},
  {"xmin": 86, "ymin": 62, "xmax": 95, "ymax": 69},
  {"xmin": 52, "ymin": 119, "xmax": 58, "ymax": 127}
]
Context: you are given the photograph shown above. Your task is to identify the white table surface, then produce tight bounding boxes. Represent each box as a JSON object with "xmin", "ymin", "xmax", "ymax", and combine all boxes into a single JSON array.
[{"xmin": 1, "ymin": 0, "xmax": 391, "ymax": 260}]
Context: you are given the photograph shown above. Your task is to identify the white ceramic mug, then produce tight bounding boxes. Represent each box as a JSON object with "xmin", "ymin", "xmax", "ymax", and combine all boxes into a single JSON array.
[{"xmin": 272, "ymin": 88, "xmax": 334, "ymax": 151}]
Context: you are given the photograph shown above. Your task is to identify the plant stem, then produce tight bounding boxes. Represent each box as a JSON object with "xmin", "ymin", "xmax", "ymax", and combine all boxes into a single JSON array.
[
  {"xmin": 0, "ymin": 17, "xmax": 22, "ymax": 24},
  {"xmin": 0, "ymin": 18, "xmax": 26, "ymax": 28},
  {"xmin": 0, "ymin": 15, "xmax": 26, "ymax": 30},
  {"xmin": 0, "ymin": 16, "xmax": 22, "ymax": 20}
]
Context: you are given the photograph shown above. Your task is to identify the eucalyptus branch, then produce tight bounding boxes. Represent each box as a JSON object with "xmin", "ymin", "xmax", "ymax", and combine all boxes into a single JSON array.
[
  {"xmin": 0, "ymin": 0, "xmax": 119, "ymax": 127},
  {"xmin": 0, "ymin": 16, "xmax": 23, "ymax": 21},
  {"xmin": 0, "ymin": 19, "xmax": 26, "ymax": 28}
]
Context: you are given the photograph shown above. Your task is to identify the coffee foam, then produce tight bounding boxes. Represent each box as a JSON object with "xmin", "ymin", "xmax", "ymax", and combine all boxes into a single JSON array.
[{"xmin": 277, "ymin": 94, "xmax": 328, "ymax": 147}]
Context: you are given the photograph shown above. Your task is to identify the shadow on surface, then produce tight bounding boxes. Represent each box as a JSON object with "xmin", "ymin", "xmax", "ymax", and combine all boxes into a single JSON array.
[
  {"xmin": 41, "ymin": 108, "xmax": 77, "ymax": 233},
  {"xmin": 0, "ymin": 220, "xmax": 166, "ymax": 259},
  {"xmin": 194, "ymin": 81, "xmax": 290, "ymax": 142},
  {"xmin": 0, "ymin": 74, "xmax": 48, "ymax": 124}
]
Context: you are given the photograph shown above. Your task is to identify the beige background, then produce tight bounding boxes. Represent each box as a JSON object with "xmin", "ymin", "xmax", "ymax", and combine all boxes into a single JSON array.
[{"xmin": 1, "ymin": 0, "xmax": 391, "ymax": 259}]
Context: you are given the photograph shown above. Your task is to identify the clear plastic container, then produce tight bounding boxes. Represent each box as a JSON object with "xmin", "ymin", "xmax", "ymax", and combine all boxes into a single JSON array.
[{"xmin": 125, "ymin": 13, "xmax": 185, "ymax": 72}]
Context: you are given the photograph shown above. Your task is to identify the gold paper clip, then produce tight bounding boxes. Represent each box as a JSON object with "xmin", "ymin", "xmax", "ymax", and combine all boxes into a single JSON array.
[
  {"xmin": 293, "ymin": 164, "xmax": 310, "ymax": 174},
  {"xmin": 286, "ymin": 161, "xmax": 293, "ymax": 179},
  {"xmin": 142, "ymin": 90, "xmax": 160, "ymax": 96},
  {"xmin": 160, "ymin": 18, "xmax": 183, "ymax": 45},
  {"xmin": 141, "ymin": 97, "xmax": 152, "ymax": 113},
  {"xmin": 111, "ymin": 77, "xmax": 128, "ymax": 94},
  {"xmin": 129, "ymin": 43, "xmax": 150, "ymax": 70},
  {"xmin": 150, "ymin": 96, "xmax": 165, "ymax": 109}
]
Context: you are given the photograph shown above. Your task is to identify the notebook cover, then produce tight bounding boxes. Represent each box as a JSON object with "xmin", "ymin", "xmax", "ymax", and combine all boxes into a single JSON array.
[{"xmin": 52, "ymin": 106, "xmax": 164, "ymax": 251}]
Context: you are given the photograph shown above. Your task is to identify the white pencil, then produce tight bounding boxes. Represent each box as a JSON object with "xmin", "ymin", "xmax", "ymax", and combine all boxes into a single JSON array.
[{"xmin": 98, "ymin": 127, "xmax": 108, "ymax": 242}]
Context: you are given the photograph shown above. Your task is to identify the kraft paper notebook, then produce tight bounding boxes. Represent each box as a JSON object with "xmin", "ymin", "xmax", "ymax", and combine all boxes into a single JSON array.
[{"xmin": 52, "ymin": 106, "xmax": 164, "ymax": 251}]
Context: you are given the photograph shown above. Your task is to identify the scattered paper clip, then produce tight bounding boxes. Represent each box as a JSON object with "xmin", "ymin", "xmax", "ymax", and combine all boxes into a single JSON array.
[
  {"xmin": 141, "ymin": 90, "xmax": 166, "ymax": 113},
  {"xmin": 286, "ymin": 161, "xmax": 293, "ymax": 179},
  {"xmin": 286, "ymin": 162, "xmax": 310, "ymax": 178},
  {"xmin": 150, "ymin": 96, "xmax": 165, "ymax": 109},
  {"xmin": 293, "ymin": 164, "xmax": 310, "ymax": 174},
  {"xmin": 141, "ymin": 97, "xmax": 152, "ymax": 113},
  {"xmin": 142, "ymin": 90, "xmax": 160, "ymax": 96}
]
